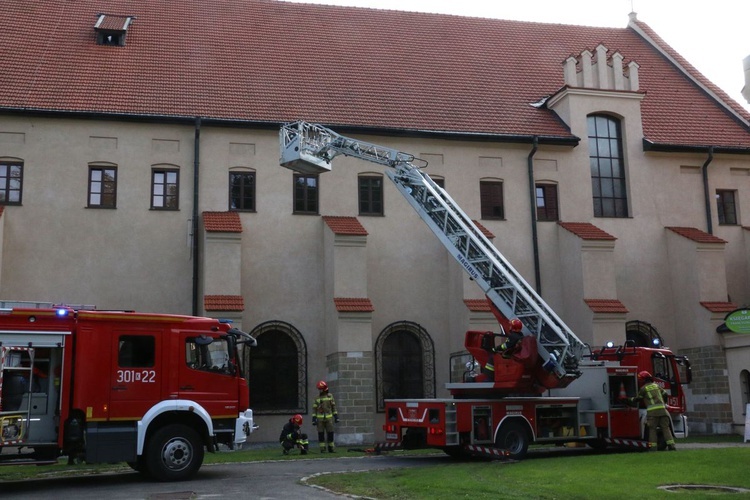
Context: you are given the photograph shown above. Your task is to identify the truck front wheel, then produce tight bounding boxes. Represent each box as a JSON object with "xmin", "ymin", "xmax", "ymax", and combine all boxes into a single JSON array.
[
  {"xmin": 145, "ymin": 424, "xmax": 204, "ymax": 482},
  {"xmin": 495, "ymin": 421, "xmax": 529, "ymax": 460}
]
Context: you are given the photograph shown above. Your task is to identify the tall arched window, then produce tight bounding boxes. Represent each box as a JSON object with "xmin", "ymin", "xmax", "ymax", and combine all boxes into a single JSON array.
[
  {"xmin": 588, "ymin": 114, "xmax": 628, "ymax": 218},
  {"xmin": 625, "ymin": 320, "xmax": 663, "ymax": 347},
  {"xmin": 246, "ymin": 321, "xmax": 307, "ymax": 414},
  {"xmin": 375, "ymin": 321, "xmax": 435, "ymax": 411}
]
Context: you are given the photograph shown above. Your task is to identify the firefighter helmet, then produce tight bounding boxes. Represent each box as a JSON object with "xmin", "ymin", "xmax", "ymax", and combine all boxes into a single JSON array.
[
  {"xmin": 317, "ymin": 380, "xmax": 328, "ymax": 391},
  {"xmin": 638, "ymin": 371, "xmax": 652, "ymax": 381},
  {"xmin": 509, "ymin": 318, "xmax": 523, "ymax": 332},
  {"xmin": 292, "ymin": 414, "xmax": 303, "ymax": 426}
]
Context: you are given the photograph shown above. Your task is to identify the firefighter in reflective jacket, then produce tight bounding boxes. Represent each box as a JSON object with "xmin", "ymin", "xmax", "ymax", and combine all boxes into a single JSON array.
[
  {"xmin": 279, "ymin": 414, "xmax": 309, "ymax": 455},
  {"xmin": 312, "ymin": 380, "xmax": 339, "ymax": 453},
  {"xmin": 628, "ymin": 371, "xmax": 677, "ymax": 451},
  {"xmin": 482, "ymin": 318, "xmax": 524, "ymax": 381}
]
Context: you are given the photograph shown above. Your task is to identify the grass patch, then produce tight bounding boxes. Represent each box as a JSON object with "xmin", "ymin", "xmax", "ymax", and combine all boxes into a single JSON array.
[
  {"xmin": 310, "ymin": 447, "xmax": 750, "ymax": 499},
  {"xmin": 2, "ymin": 436, "xmax": 747, "ymax": 499}
]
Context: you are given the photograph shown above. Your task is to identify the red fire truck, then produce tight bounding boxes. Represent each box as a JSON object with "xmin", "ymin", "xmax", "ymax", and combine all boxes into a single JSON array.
[
  {"xmin": 0, "ymin": 303, "xmax": 257, "ymax": 480},
  {"xmin": 279, "ymin": 121, "xmax": 692, "ymax": 460},
  {"xmin": 381, "ymin": 329, "xmax": 691, "ymax": 459}
]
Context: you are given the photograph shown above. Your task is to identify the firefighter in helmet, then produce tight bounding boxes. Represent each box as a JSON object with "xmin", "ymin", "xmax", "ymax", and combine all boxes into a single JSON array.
[
  {"xmin": 279, "ymin": 414, "xmax": 309, "ymax": 455},
  {"xmin": 498, "ymin": 318, "xmax": 524, "ymax": 358},
  {"xmin": 479, "ymin": 318, "xmax": 524, "ymax": 382},
  {"xmin": 312, "ymin": 380, "xmax": 339, "ymax": 453},
  {"xmin": 627, "ymin": 371, "xmax": 677, "ymax": 451}
]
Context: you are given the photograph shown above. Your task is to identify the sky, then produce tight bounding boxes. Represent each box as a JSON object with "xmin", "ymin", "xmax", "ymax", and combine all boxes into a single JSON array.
[{"xmin": 285, "ymin": 0, "xmax": 750, "ymax": 112}]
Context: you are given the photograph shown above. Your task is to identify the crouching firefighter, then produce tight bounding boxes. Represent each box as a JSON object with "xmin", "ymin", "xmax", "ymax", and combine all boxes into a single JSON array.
[
  {"xmin": 279, "ymin": 414, "xmax": 309, "ymax": 455},
  {"xmin": 313, "ymin": 380, "xmax": 339, "ymax": 453}
]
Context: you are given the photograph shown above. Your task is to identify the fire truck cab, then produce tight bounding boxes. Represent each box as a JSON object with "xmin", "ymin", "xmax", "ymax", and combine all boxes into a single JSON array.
[{"xmin": 0, "ymin": 304, "xmax": 256, "ymax": 481}]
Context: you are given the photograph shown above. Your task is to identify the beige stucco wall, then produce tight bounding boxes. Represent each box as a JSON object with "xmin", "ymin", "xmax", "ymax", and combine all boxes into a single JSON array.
[
  {"xmin": 2, "ymin": 89, "xmax": 750, "ymax": 439},
  {"xmin": 724, "ymin": 332, "xmax": 750, "ymax": 432},
  {"xmin": 0, "ymin": 116, "xmax": 194, "ymax": 313}
]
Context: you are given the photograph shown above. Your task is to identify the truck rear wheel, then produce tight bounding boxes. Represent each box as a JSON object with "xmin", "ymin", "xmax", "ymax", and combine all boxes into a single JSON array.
[
  {"xmin": 495, "ymin": 421, "xmax": 529, "ymax": 460},
  {"xmin": 145, "ymin": 424, "xmax": 204, "ymax": 482}
]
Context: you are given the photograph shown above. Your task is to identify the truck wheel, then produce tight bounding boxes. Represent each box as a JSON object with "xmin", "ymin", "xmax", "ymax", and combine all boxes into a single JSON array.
[
  {"xmin": 145, "ymin": 424, "xmax": 204, "ymax": 482},
  {"xmin": 495, "ymin": 421, "xmax": 529, "ymax": 460}
]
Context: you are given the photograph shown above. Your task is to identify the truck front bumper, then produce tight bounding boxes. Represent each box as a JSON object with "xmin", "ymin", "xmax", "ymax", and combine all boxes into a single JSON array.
[{"xmin": 235, "ymin": 409, "xmax": 257, "ymax": 445}]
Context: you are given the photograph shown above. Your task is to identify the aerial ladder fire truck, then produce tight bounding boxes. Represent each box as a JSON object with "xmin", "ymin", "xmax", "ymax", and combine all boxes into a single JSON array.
[
  {"xmin": 0, "ymin": 302, "xmax": 257, "ymax": 480},
  {"xmin": 280, "ymin": 121, "xmax": 691, "ymax": 460}
]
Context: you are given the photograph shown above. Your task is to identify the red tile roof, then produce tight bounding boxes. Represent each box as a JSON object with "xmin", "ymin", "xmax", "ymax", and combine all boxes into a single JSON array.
[
  {"xmin": 323, "ymin": 216, "xmax": 368, "ymax": 236},
  {"xmin": 584, "ymin": 299, "xmax": 629, "ymax": 313},
  {"xmin": 1, "ymin": 1, "xmax": 748, "ymax": 150},
  {"xmin": 558, "ymin": 222, "xmax": 616, "ymax": 241},
  {"xmin": 666, "ymin": 227, "xmax": 726, "ymax": 244},
  {"xmin": 203, "ymin": 211, "xmax": 242, "ymax": 233},
  {"xmin": 472, "ymin": 220, "xmax": 495, "ymax": 240},
  {"xmin": 464, "ymin": 298, "xmax": 491, "ymax": 312},
  {"xmin": 334, "ymin": 297, "xmax": 374, "ymax": 313},
  {"xmin": 700, "ymin": 301, "xmax": 737, "ymax": 313},
  {"xmin": 204, "ymin": 294, "xmax": 244, "ymax": 311}
]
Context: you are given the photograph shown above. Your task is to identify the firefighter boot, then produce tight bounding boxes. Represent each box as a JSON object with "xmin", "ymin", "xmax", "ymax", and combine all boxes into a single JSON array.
[
  {"xmin": 318, "ymin": 432, "xmax": 326, "ymax": 453},
  {"xmin": 281, "ymin": 439, "xmax": 294, "ymax": 455},
  {"xmin": 328, "ymin": 433, "xmax": 335, "ymax": 453}
]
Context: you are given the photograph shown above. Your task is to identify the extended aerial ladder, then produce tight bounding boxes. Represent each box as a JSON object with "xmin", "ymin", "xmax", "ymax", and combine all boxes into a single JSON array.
[{"xmin": 279, "ymin": 121, "xmax": 586, "ymax": 384}]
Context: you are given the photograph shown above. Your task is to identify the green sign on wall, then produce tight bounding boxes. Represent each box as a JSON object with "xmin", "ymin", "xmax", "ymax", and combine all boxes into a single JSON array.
[{"xmin": 724, "ymin": 309, "xmax": 750, "ymax": 334}]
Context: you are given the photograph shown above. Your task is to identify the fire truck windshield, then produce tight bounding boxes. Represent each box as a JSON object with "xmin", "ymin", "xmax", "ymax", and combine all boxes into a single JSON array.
[{"xmin": 186, "ymin": 336, "xmax": 232, "ymax": 375}]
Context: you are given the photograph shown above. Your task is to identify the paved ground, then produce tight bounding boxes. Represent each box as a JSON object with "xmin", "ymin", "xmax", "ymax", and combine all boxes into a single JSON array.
[{"xmin": 0, "ymin": 453, "xmax": 452, "ymax": 499}]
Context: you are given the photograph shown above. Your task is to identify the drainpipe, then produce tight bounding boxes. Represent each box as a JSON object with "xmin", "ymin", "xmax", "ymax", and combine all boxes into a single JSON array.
[
  {"xmin": 192, "ymin": 117, "xmax": 201, "ymax": 315},
  {"xmin": 701, "ymin": 146, "xmax": 715, "ymax": 234},
  {"xmin": 527, "ymin": 137, "xmax": 541, "ymax": 293}
]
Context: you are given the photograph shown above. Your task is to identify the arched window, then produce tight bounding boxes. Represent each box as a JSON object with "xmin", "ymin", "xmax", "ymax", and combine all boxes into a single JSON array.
[
  {"xmin": 625, "ymin": 320, "xmax": 663, "ymax": 348},
  {"xmin": 246, "ymin": 321, "xmax": 307, "ymax": 414},
  {"xmin": 375, "ymin": 321, "xmax": 435, "ymax": 411},
  {"xmin": 588, "ymin": 114, "xmax": 628, "ymax": 218}
]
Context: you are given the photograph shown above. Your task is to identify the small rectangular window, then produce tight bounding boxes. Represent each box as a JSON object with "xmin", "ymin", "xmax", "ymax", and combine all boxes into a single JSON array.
[
  {"xmin": 293, "ymin": 174, "xmax": 318, "ymax": 214},
  {"xmin": 88, "ymin": 166, "xmax": 117, "ymax": 208},
  {"xmin": 0, "ymin": 161, "xmax": 23, "ymax": 205},
  {"xmin": 152, "ymin": 169, "xmax": 179, "ymax": 210},
  {"xmin": 716, "ymin": 190, "xmax": 738, "ymax": 225},
  {"xmin": 536, "ymin": 184, "xmax": 558, "ymax": 221},
  {"xmin": 480, "ymin": 181, "xmax": 504, "ymax": 220},
  {"xmin": 118, "ymin": 336, "xmax": 155, "ymax": 367},
  {"xmin": 229, "ymin": 172, "xmax": 256, "ymax": 211},
  {"xmin": 359, "ymin": 175, "xmax": 383, "ymax": 215}
]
